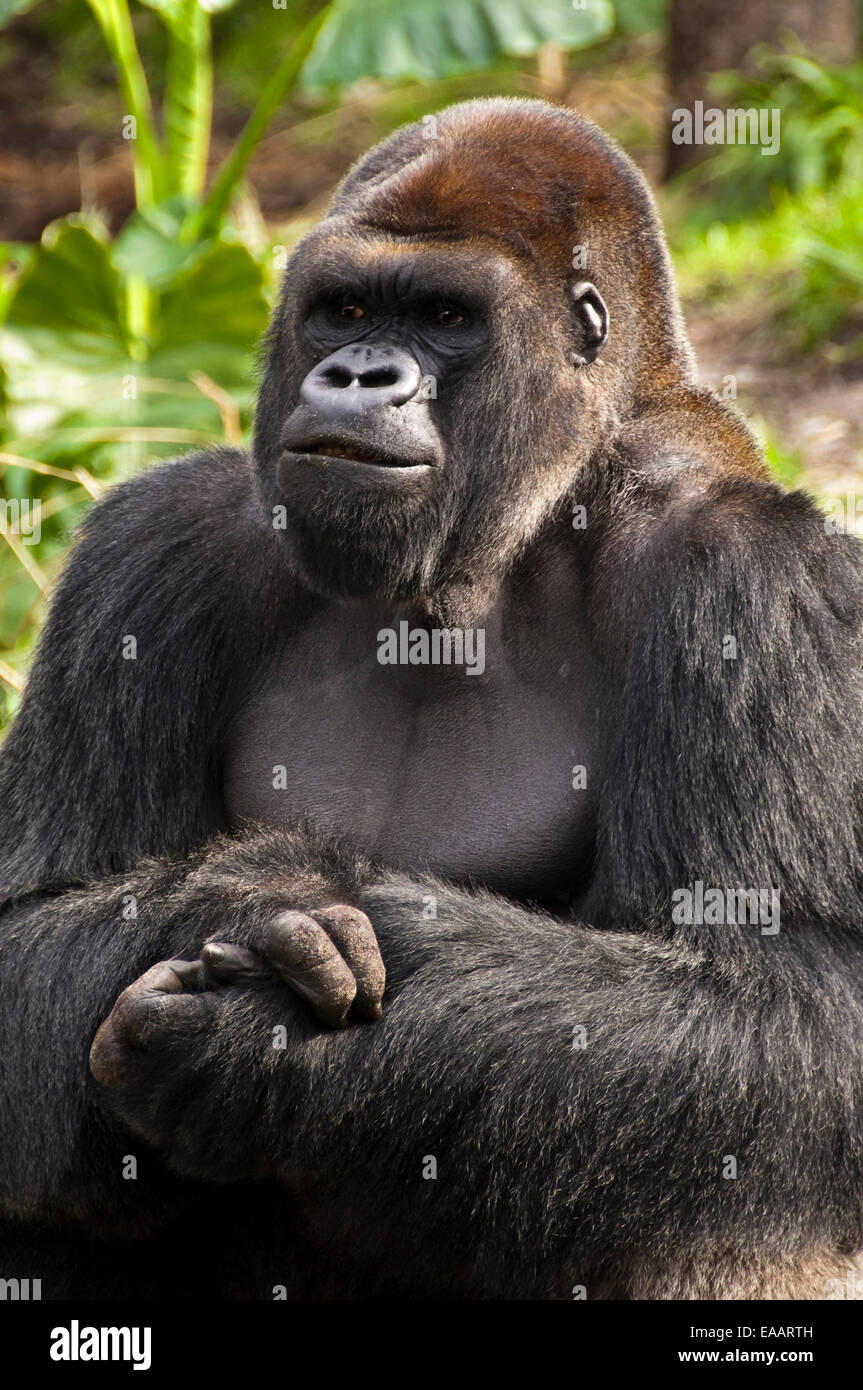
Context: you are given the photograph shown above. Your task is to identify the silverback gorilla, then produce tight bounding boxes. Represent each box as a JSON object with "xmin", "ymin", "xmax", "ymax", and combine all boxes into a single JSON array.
[{"xmin": 1, "ymin": 99, "xmax": 862, "ymax": 1301}]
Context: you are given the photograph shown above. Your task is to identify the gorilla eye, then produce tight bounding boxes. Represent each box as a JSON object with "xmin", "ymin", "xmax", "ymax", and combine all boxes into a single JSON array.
[
  {"xmin": 339, "ymin": 304, "xmax": 365, "ymax": 320},
  {"xmin": 426, "ymin": 302, "xmax": 468, "ymax": 328}
]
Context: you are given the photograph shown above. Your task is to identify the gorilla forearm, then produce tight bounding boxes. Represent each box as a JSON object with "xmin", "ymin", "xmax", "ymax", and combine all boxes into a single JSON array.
[
  {"xmin": 0, "ymin": 826, "xmax": 368, "ymax": 1225},
  {"xmin": 279, "ymin": 884, "xmax": 863, "ymax": 1290},
  {"xmin": 92, "ymin": 869, "xmax": 863, "ymax": 1297}
]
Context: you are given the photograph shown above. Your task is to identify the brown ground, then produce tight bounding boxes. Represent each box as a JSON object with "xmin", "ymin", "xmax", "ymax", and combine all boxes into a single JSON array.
[{"xmin": 687, "ymin": 308, "xmax": 863, "ymax": 498}]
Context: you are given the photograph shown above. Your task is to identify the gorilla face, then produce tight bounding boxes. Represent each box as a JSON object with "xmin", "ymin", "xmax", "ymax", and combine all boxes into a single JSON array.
[
  {"xmin": 277, "ymin": 242, "xmax": 492, "ymax": 525},
  {"xmin": 252, "ymin": 100, "xmax": 677, "ymax": 610},
  {"xmin": 272, "ymin": 241, "xmax": 505, "ymax": 599},
  {"xmin": 260, "ymin": 235, "xmax": 609, "ymax": 609}
]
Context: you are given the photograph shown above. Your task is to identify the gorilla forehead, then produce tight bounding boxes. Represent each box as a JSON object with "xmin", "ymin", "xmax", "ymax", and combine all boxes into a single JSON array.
[
  {"xmin": 325, "ymin": 98, "xmax": 653, "ymax": 273},
  {"xmin": 308, "ymin": 97, "xmax": 692, "ymax": 395}
]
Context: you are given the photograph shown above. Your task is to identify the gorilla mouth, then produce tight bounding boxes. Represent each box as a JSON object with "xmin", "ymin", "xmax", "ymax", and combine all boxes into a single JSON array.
[{"xmin": 289, "ymin": 438, "xmax": 431, "ymax": 469}]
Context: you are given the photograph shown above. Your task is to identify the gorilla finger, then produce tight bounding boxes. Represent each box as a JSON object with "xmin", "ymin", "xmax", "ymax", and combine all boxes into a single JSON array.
[
  {"xmin": 264, "ymin": 910, "xmax": 357, "ymax": 1027},
  {"xmin": 202, "ymin": 941, "xmax": 272, "ymax": 985},
  {"xmin": 89, "ymin": 1015, "xmax": 132, "ymax": 1086},
  {"xmin": 311, "ymin": 905, "xmax": 385, "ymax": 1020},
  {"xmin": 90, "ymin": 989, "xmax": 209, "ymax": 1085},
  {"xmin": 115, "ymin": 987, "xmax": 210, "ymax": 1047},
  {"xmin": 90, "ymin": 959, "xmax": 213, "ymax": 1084},
  {"xmin": 109, "ymin": 958, "xmax": 208, "ymax": 1033},
  {"xmin": 127, "ymin": 957, "xmax": 207, "ymax": 998}
]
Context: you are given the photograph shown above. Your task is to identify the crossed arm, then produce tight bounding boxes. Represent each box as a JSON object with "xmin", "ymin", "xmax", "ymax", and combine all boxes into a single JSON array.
[{"xmin": 2, "ymin": 822, "xmax": 860, "ymax": 1298}]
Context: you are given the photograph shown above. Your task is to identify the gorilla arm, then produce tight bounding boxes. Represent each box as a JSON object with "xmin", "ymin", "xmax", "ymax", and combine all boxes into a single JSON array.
[
  {"xmin": 89, "ymin": 470, "xmax": 863, "ymax": 1297},
  {"xmin": 0, "ymin": 453, "xmax": 382, "ymax": 1230},
  {"xmin": 0, "ymin": 828, "xmax": 382, "ymax": 1228},
  {"xmin": 88, "ymin": 865, "xmax": 863, "ymax": 1299}
]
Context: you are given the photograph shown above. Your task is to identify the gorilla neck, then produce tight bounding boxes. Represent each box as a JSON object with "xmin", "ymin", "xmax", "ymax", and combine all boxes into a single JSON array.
[
  {"xmin": 294, "ymin": 541, "xmax": 543, "ymax": 632},
  {"xmin": 413, "ymin": 564, "xmax": 510, "ymax": 630},
  {"xmin": 283, "ymin": 517, "xmax": 522, "ymax": 627}
]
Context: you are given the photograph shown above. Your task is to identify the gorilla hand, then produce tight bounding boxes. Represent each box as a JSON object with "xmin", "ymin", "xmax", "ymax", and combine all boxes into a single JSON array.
[
  {"xmin": 88, "ymin": 906, "xmax": 383, "ymax": 1179},
  {"xmin": 251, "ymin": 904, "xmax": 385, "ymax": 1026},
  {"xmin": 92, "ymin": 902, "xmax": 383, "ymax": 1080}
]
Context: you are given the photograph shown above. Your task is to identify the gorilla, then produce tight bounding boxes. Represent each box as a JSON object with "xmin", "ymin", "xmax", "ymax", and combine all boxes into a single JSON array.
[{"xmin": 1, "ymin": 99, "xmax": 862, "ymax": 1301}]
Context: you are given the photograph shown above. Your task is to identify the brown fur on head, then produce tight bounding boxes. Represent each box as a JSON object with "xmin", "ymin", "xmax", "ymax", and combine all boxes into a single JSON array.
[
  {"xmin": 326, "ymin": 98, "xmax": 695, "ymax": 404},
  {"xmin": 254, "ymin": 99, "xmax": 763, "ymax": 611}
]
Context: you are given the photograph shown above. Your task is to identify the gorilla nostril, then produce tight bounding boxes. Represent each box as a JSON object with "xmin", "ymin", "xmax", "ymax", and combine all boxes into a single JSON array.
[
  {"xmin": 360, "ymin": 368, "xmax": 399, "ymax": 389},
  {"xmin": 302, "ymin": 345, "xmax": 422, "ymax": 410},
  {"xmin": 320, "ymin": 365, "xmax": 354, "ymax": 389}
]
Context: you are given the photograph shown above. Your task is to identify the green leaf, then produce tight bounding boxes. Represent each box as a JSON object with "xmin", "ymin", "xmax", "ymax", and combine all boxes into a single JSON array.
[
  {"xmin": 0, "ymin": 217, "xmax": 270, "ymax": 472},
  {"xmin": 301, "ymin": 0, "xmax": 613, "ymax": 88},
  {"xmin": 85, "ymin": 0, "xmax": 166, "ymax": 206},
  {"xmin": 137, "ymin": 0, "xmax": 236, "ymax": 12},
  {"xmin": 153, "ymin": 240, "xmax": 270, "ymax": 362},
  {"xmin": 111, "ymin": 198, "xmax": 204, "ymax": 287},
  {"xmin": 139, "ymin": 0, "xmax": 214, "ymax": 198},
  {"xmin": 3, "ymin": 222, "xmax": 128, "ymax": 365},
  {"xmin": 187, "ymin": 6, "xmax": 328, "ymax": 240},
  {"xmin": 612, "ymin": 0, "xmax": 665, "ymax": 35}
]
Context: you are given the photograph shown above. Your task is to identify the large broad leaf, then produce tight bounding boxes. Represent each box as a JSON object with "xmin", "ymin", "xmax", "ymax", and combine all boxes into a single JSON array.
[
  {"xmin": 301, "ymin": 0, "xmax": 613, "ymax": 88},
  {"xmin": 1, "ymin": 218, "xmax": 269, "ymax": 473},
  {"xmin": 111, "ymin": 198, "xmax": 204, "ymax": 288},
  {"xmin": 2, "ymin": 222, "xmax": 129, "ymax": 377},
  {"xmin": 613, "ymin": 0, "xmax": 665, "ymax": 35},
  {"xmin": 151, "ymin": 239, "xmax": 272, "ymax": 373}
]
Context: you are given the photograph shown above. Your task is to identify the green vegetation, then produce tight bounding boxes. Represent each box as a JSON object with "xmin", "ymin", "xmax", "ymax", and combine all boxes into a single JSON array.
[
  {"xmin": 681, "ymin": 48, "xmax": 863, "ymax": 220},
  {"xmin": 673, "ymin": 180, "xmax": 863, "ymax": 353}
]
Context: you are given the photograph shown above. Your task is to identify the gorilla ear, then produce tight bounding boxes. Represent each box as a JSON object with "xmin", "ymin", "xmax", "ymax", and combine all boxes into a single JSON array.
[{"xmin": 568, "ymin": 281, "xmax": 609, "ymax": 367}]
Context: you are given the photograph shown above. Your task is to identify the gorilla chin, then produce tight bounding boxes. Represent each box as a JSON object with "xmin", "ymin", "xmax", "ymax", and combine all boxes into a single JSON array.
[
  {"xmin": 270, "ymin": 343, "xmax": 453, "ymax": 597},
  {"xmin": 274, "ymin": 448, "xmax": 453, "ymax": 602}
]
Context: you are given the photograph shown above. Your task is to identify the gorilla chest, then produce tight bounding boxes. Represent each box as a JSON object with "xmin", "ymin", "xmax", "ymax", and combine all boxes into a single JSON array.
[{"xmin": 222, "ymin": 607, "xmax": 604, "ymax": 899}]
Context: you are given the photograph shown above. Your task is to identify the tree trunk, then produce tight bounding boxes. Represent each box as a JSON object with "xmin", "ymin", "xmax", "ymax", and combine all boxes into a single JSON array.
[{"xmin": 666, "ymin": 0, "xmax": 858, "ymax": 175}]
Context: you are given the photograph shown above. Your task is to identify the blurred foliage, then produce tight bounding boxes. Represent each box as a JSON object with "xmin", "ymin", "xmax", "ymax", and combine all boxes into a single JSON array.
[
  {"xmin": 668, "ymin": 44, "xmax": 863, "ymax": 436},
  {"xmin": 673, "ymin": 180, "xmax": 863, "ymax": 356},
  {"xmin": 611, "ymin": 0, "xmax": 666, "ymax": 36},
  {"xmin": 301, "ymin": 0, "xmax": 612, "ymax": 87},
  {"xmin": 0, "ymin": 210, "xmax": 274, "ymax": 720},
  {"xmin": 674, "ymin": 45, "xmax": 863, "ymax": 226},
  {"xmin": 759, "ymin": 428, "xmax": 805, "ymax": 490}
]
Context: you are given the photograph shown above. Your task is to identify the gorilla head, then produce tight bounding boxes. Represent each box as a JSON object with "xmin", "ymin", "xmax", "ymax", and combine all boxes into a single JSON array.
[{"xmin": 254, "ymin": 99, "xmax": 693, "ymax": 610}]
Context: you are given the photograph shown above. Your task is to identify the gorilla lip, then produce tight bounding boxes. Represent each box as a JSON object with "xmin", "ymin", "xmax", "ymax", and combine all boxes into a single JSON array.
[{"xmin": 284, "ymin": 439, "xmax": 434, "ymax": 470}]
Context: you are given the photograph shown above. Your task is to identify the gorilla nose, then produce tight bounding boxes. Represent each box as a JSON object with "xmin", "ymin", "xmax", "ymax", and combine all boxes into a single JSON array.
[{"xmin": 301, "ymin": 344, "xmax": 422, "ymax": 415}]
